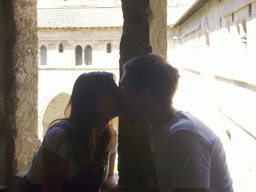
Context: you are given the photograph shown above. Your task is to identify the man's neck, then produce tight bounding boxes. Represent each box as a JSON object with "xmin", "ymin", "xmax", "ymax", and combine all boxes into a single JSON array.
[{"xmin": 148, "ymin": 106, "xmax": 177, "ymax": 130}]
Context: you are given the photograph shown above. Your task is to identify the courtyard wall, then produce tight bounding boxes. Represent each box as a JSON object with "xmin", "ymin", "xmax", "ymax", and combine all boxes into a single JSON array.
[{"xmin": 168, "ymin": 0, "xmax": 256, "ymax": 86}]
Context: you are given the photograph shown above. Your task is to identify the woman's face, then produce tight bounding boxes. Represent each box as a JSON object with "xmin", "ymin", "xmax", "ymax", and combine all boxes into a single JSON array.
[{"xmin": 94, "ymin": 80, "xmax": 123, "ymax": 119}]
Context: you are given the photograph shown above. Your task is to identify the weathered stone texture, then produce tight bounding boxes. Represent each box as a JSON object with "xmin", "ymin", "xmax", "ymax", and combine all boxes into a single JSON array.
[
  {"xmin": 11, "ymin": 0, "xmax": 40, "ymax": 174},
  {"xmin": 150, "ymin": 0, "xmax": 167, "ymax": 58},
  {"xmin": 119, "ymin": 0, "xmax": 152, "ymax": 69},
  {"xmin": 0, "ymin": 0, "xmax": 11, "ymax": 186},
  {"xmin": 0, "ymin": 0, "xmax": 6, "ymax": 114},
  {"xmin": 0, "ymin": 1, "xmax": 40, "ymax": 187}
]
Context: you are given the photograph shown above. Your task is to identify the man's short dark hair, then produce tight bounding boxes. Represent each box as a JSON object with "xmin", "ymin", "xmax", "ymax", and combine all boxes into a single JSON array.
[{"xmin": 123, "ymin": 54, "xmax": 180, "ymax": 105}]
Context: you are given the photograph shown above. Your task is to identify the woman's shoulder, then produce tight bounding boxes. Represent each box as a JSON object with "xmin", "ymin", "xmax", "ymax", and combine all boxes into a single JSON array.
[
  {"xmin": 42, "ymin": 120, "xmax": 72, "ymax": 146},
  {"xmin": 47, "ymin": 119, "xmax": 74, "ymax": 135},
  {"xmin": 40, "ymin": 120, "xmax": 73, "ymax": 158}
]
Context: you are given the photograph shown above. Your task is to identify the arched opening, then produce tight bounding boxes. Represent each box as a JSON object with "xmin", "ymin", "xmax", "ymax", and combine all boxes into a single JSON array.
[
  {"xmin": 107, "ymin": 43, "xmax": 112, "ymax": 53},
  {"xmin": 75, "ymin": 45, "xmax": 83, "ymax": 65},
  {"xmin": 40, "ymin": 45, "xmax": 47, "ymax": 65},
  {"xmin": 41, "ymin": 92, "xmax": 70, "ymax": 136},
  {"xmin": 84, "ymin": 45, "xmax": 92, "ymax": 65},
  {"xmin": 59, "ymin": 43, "xmax": 64, "ymax": 53}
]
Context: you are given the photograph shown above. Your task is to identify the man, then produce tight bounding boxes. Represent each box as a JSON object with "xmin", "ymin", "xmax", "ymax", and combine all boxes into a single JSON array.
[{"xmin": 119, "ymin": 54, "xmax": 233, "ymax": 192}]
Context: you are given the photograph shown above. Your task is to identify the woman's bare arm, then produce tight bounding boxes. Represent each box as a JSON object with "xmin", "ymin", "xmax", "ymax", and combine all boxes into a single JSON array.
[{"xmin": 100, "ymin": 151, "xmax": 118, "ymax": 191}]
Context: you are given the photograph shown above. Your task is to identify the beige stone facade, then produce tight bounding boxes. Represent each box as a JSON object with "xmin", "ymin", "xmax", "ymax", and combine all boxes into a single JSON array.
[
  {"xmin": 168, "ymin": 0, "xmax": 256, "ymax": 86},
  {"xmin": 38, "ymin": 27, "xmax": 121, "ymax": 140}
]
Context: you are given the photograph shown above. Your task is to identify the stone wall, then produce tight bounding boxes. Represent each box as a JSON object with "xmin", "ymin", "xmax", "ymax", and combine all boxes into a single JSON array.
[
  {"xmin": 0, "ymin": 1, "xmax": 7, "ymax": 185},
  {"xmin": 37, "ymin": 27, "xmax": 122, "ymax": 140},
  {"xmin": 11, "ymin": 0, "xmax": 40, "ymax": 176},
  {"xmin": 168, "ymin": 0, "xmax": 256, "ymax": 85},
  {"xmin": 0, "ymin": 0, "xmax": 40, "ymax": 190},
  {"xmin": 150, "ymin": 0, "xmax": 167, "ymax": 58},
  {"xmin": 38, "ymin": 28, "xmax": 122, "ymax": 68}
]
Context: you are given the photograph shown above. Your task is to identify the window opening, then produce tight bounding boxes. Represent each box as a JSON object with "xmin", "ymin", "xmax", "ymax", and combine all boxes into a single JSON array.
[
  {"xmin": 107, "ymin": 43, "xmax": 112, "ymax": 53},
  {"xmin": 232, "ymin": 13, "xmax": 234, "ymax": 22},
  {"xmin": 75, "ymin": 45, "xmax": 83, "ymax": 66},
  {"xmin": 84, "ymin": 45, "xmax": 92, "ymax": 65},
  {"xmin": 249, "ymin": 4, "xmax": 252, "ymax": 17},
  {"xmin": 59, "ymin": 43, "xmax": 64, "ymax": 53},
  {"xmin": 40, "ymin": 45, "xmax": 47, "ymax": 65}
]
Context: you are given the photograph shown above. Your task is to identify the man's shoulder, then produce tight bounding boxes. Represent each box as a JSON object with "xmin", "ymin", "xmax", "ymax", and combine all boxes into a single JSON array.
[
  {"xmin": 169, "ymin": 111, "xmax": 195, "ymax": 132},
  {"xmin": 169, "ymin": 111, "xmax": 219, "ymax": 144}
]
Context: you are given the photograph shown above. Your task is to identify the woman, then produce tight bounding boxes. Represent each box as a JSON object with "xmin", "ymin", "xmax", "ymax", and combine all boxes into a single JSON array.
[{"xmin": 16, "ymin": 72, "xmax": 122, "ymax": 192}]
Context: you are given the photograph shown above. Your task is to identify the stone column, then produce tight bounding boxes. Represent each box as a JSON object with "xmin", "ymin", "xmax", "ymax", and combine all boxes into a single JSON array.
[
  {"xmin": 149, "ymin": 0, "xmax": 167, "ymax": 58},
  {"xmin": 118, "ymin": 0, "xmax": 167, "ymax": 186},
  {"xmin": 0, "ymin": 0, "xmax": 40, "ymax": 190},
  {"xmin": 0, "ymin": 0, "xmax": 7, "ymax": 186}
]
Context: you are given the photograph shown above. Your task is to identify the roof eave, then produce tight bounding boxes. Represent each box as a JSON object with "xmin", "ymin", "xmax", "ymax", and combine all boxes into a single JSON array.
[
  {"xmin": 37, "ymin": 26, "xmax": 123, "ymax": 29},
  {"xmin": 173, "ymin": 0, "xmax": 209, "ymax": 27}
]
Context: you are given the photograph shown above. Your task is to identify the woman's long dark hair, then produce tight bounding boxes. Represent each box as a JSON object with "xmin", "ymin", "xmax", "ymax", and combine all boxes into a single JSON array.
[{"xmin": 52, "ymin": 72, "xmax": 116, "ymax": 163}]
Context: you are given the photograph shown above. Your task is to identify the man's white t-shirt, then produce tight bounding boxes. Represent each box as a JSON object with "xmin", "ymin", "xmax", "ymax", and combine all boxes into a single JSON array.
[{"xmin": 151, "ymin": 111, "xmax": 233, "ymax": 192}]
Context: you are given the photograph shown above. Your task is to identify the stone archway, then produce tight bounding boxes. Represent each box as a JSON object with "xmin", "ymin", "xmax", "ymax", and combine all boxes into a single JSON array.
[{"xmin": 41, "ymin": 92, "xmax": 70, "ymax": 136}]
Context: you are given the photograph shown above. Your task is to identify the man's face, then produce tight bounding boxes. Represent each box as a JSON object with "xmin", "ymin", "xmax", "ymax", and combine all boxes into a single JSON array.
[{"xmin": 119, "ymin": 71, "xmax": 142, "ymax": 124}]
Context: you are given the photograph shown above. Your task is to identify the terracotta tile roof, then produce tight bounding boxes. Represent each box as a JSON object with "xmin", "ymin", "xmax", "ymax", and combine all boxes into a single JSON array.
[{"xmin": 37, "ymin": 7, "xmax": 124, "ymax": 28}]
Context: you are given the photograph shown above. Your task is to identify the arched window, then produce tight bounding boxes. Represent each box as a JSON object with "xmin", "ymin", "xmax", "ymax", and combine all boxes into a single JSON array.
[
  {"xmin": 40, "ymin": 45, "xmax": 47, "ymax": 65},
  {"xmin": 41, "ymin": 92, "xmax": 70, "ymax": 136},
  {"xmin": 59, "ymin": 43, "xmax": 64, "ymax": 53},
  {"xmin": 75, "ymin": 45, "xmax": 82, "ymax": 66},
  {"xmin": 107, "ymin": 43, "xmax": 112, "ymax": 53},
  {"xmin": 84, "ymin": 45, "xmax": 92, "ymax": 65}
]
